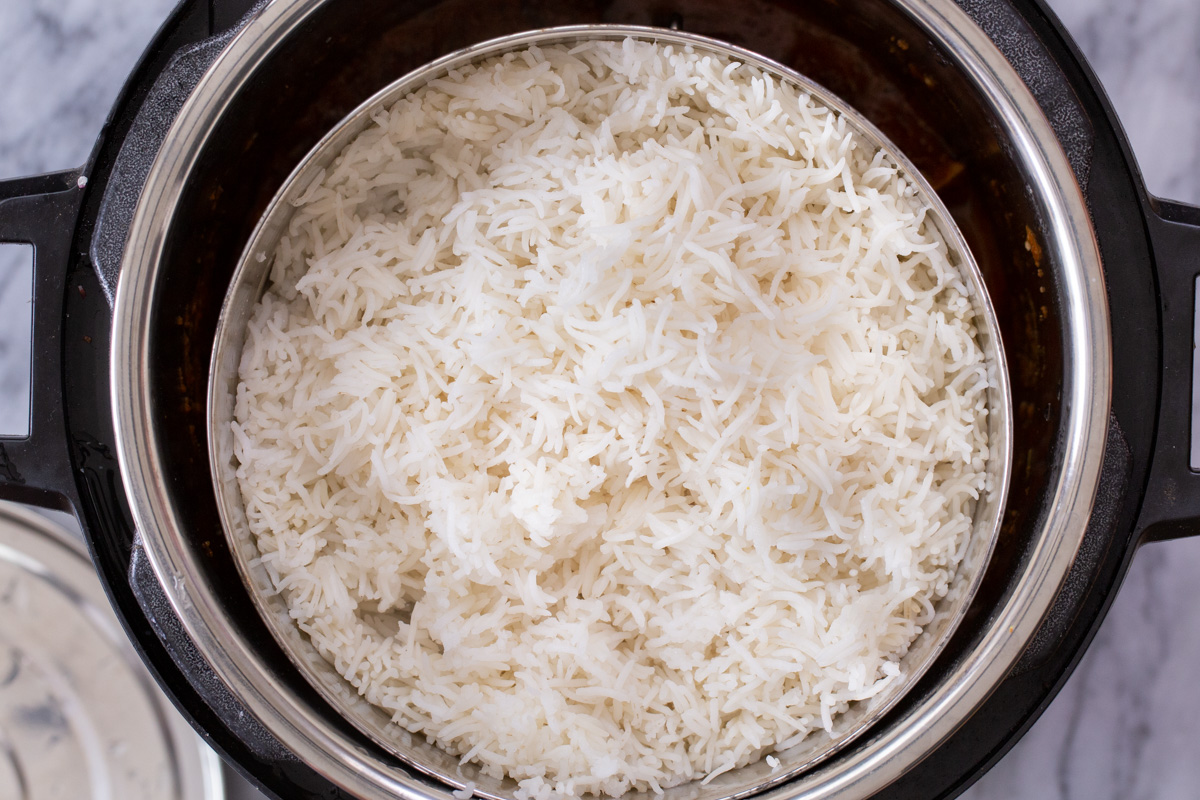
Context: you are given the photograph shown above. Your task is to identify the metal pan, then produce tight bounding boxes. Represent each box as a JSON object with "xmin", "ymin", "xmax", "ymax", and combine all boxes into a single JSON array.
[
  {"xmin": 0, "ymin": 502, "xmax": 227, "ymax": 800},
  {"xmin": 206, "ymin": 25, "xmax": 1011, "ymax": 800}
]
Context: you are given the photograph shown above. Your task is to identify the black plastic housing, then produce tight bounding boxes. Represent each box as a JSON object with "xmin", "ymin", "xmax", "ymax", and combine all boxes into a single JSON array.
[{"xmin": 0, "ymin": 0, "xmax": 1193, "ymax": 798}]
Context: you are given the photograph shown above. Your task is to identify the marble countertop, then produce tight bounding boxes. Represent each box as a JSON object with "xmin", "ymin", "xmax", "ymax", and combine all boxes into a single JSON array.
[{"xmin": 0, "ymin": 1, "xmax": 1197, "ymax": 799}]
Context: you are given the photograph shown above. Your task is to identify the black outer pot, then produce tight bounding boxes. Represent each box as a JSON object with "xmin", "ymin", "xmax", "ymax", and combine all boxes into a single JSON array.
[{"xmin": 0, "ymin": 0, "xmax": 1197, "ymax": 798}]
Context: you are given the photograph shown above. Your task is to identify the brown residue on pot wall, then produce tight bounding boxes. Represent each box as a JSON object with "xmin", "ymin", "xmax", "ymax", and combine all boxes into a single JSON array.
[{"xmin": 1025, "ymin": 225, "xmax": 1044, "ymax": 267}]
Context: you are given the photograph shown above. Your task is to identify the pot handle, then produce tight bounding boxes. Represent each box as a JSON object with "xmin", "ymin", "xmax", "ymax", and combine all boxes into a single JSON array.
[
  {"xmin": 1138, "ymin": 198, "xmax": 1200, "ymax": 542},
  {"xmin": 0, "ymin": 170, "xmax": 84, "ymax": 511}
]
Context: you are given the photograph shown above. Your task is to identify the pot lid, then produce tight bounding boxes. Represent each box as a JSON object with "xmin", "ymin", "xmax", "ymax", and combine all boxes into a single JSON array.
[{"xmin": 0, "ymin": 502, "xmax": 225, "ymax": 800}]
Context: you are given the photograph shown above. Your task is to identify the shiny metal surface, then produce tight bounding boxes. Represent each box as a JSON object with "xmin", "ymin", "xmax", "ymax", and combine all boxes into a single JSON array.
[
  {"xmin": 203, "ymin": 25, "xmax": 1011, "ymax": 800},
  {"xmin": 109, "ymin": 1, "xmax": 1109, "ymax": 799},
  {"xmin": 0, "ymin": 503, "xmax": 225, "ymax": 800}
]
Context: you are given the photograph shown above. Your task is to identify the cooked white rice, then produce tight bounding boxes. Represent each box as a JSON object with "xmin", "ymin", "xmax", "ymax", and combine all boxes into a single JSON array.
[{"xmin": 232, "ymin": 38, "xmax": 989, "ymax": 800}]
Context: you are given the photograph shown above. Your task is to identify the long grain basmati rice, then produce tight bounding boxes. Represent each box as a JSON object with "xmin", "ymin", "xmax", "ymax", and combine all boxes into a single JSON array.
[{"xmin": 232, "ymin": 38, "xmax": 990, "ymax": 800}]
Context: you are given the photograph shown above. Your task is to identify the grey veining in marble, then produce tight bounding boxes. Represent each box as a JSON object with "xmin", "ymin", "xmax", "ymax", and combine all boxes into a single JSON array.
[
  {"xmin": 0, "ymin": 0, "xmax": 177, "ymax": 176},
  {"xmin": 1050, "ymin": 0, "xmax": 1200, "ymax": 205},
  {"xmin": 1, "ymin": 2, "xmax": 1198, "ymax": 800},
  {"xmin": 0, "ymin": 243, "xmax": 32, "ymax": 435}
]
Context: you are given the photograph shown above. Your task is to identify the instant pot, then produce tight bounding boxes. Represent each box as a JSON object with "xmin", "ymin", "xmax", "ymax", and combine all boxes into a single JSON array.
[{"xmin": 0, "ymin": 0, "xmax": 1197, "ymax": 798}]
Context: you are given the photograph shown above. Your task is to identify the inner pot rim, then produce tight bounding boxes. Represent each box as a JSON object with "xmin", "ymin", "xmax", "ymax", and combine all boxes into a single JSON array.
[{"xmin": 204, "ymin": 24, "xmax": 1012, "ymax": 800}]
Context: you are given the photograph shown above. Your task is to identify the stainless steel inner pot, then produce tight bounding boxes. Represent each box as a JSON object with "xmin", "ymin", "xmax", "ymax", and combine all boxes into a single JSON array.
[
  {"xmin": 110, "ymin": 1, "xmax": 1110, "ymax": 799},
  {"xmin": 204, "ymin": 24, "xmax": 1011, "ymax": 800}
]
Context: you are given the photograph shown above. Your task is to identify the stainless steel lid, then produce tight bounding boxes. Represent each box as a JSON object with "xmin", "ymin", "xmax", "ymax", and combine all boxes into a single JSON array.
[{"xmin": 0, "ymin": 503, "xmax": 225, "ymax": 800}]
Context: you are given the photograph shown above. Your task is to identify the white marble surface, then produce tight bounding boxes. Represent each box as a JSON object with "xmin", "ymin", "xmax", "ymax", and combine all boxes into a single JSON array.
[{"xmin": 0, "ymin": 1, "xmax": 1197, "ymax": 799}]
